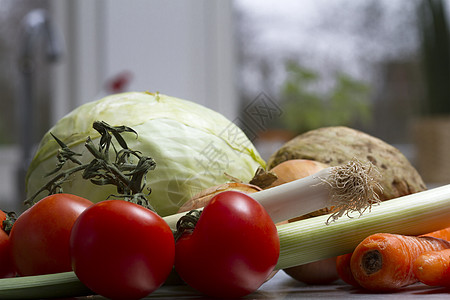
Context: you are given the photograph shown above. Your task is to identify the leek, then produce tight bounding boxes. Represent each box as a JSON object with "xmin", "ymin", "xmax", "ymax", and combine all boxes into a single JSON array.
[
  {"xmin": 276, "ymin": 184, "xmax": 450, "ymax": 269},
  {"xmin": 164, "ymin": 159, "xmax": 382, "ymax": 229},
  {"xmin": 165, "ymin": 180, "xmax": 450, "ymax": 270},
  {"xmin": 166, "ymin": 159, "xmax": 450, "ymax": 271},
  {"xmin": 0, "ymin": 272, "xmax": 91, "ymax": 299}
]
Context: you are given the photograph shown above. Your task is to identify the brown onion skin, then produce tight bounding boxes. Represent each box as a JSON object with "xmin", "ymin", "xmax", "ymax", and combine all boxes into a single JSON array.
[
  {"xmin": 268, "ymin": 159, "xmax": 332, "ymax": 221},
  {"xmin": 267, "ymin": 159, "xmax": 329, "ymax": 188},
  {"xmin": 178, "ymin": 182, "xmax": 261, "ymax": 213}
]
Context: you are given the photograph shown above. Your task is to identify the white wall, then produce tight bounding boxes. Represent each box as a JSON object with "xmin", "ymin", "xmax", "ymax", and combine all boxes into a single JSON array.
[{"xmin": 50, "ymin": 0, "xmax": 239, "ymax": 122}]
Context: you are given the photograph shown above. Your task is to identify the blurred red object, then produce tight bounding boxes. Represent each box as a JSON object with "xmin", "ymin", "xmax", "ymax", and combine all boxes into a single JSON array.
[{"xmin": 105, "ymin": 71, "xmax": 133, "ymax": 94}]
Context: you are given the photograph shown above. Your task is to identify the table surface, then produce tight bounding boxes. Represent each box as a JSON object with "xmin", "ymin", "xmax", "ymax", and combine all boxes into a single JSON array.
[{"xmin": 73, "ymin": 270, "xmax": 450, "ymax": 299}]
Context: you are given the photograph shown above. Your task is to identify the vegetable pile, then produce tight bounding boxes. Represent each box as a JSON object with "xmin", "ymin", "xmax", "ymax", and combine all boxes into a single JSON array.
[{"xmin": 2, "ymin": 92, "xmax": 450, "ymax": 299}]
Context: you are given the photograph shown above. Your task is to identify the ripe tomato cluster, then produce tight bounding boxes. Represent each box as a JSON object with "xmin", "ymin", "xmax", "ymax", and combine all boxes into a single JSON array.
[{"xmin": 2, "ymin": 191, "xmax": 280, "ymax": 299}]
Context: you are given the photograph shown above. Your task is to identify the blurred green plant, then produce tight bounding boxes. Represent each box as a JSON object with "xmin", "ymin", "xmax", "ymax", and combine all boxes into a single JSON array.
[
  {"xmin": 418, "ymin": 0, "xmax": 450, "ymax": 116},
  {"xmin": 279, "ymin": 60, "xmax": 372, "ymax": 134}
]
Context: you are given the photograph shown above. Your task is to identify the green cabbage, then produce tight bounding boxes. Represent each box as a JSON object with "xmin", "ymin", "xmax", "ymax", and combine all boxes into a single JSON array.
[{"xmin": 25, "ymin": 92, "xmax": 265, "ymax": 216}]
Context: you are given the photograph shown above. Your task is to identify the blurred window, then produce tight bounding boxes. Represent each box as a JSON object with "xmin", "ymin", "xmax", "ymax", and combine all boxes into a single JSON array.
[{"xmin": 233, "ymin": 0, "xmax": 424, "ymax": 146}]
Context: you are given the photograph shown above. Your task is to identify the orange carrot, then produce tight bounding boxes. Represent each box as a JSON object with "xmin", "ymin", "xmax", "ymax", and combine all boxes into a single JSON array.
[
  {"xmin": 336, "ymin": 253, "xmax": 360, "ymax": 287},
  {"xmin": 421, "ymin": 226, "xmax": 450, "ymax": 240},
  {"xmin": 413, "ymin": 248, "xmax": 450, "ymax": 287},
  {"xmin": 335, "ymin": 226, "xmax": 450, "ymax": 289},
  {"xmin": 350, "ymin": 233, "xmax": 450, "ymax": 291}
]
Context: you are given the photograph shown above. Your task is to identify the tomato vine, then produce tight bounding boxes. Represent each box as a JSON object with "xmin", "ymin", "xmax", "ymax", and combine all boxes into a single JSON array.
[{"xmin": 25, "ymin": 121, "xmax": 156, "ymax": 210}]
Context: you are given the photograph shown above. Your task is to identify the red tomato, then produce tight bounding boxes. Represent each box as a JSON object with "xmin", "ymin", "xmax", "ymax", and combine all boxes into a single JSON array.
[
  {"xmin": 175, "ymin": 191, "xmax": 280, "ymax": 298},
  {"xmin": 0, "ymin": 210, "xmax": 6, "ymax": 231},
  {"xmin": 9, "ymin": 194, "xmax": 93, "ymax": 276},
  {"xmin": 70, "ymin": 200, "xmax": 175, "ymax": 300},
  {"xmin": 0, "ymin": 222, "xmax": 15, "ymax": 278}
]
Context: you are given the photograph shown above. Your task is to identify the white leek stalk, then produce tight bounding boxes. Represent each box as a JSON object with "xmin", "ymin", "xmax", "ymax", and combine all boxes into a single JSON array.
[
  {"xmin": 164, "ymin": 159, "xmax": 381, "ymax": 229},
  {"xmin": 252, "ymin": 159, "xmax": 381, "ymax": 224}
]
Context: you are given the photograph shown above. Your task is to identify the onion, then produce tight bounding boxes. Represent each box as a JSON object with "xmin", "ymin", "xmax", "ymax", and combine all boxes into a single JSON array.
[
  {"xmin": 177, "ymin": 182, "xmax": 261, "ymax": 213},
  {"xmin": 178, "ymin": 159, "xmax": 328, "ymax": 215},
  {"xmin": 267, "ymin": 159, "xmax": 331, "ymax": 223},
  {"xmin": 283, "ymin": 257, "xmax": 339, "ymax": 285},
  {"xmin": 267, "ymin": 159, "xmax": 329, "ymax": 188}
]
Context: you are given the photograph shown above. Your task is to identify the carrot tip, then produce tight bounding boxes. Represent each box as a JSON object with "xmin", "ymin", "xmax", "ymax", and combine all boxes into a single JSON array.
[{"xmin": 362, "ymin": 250, "xmax": 383, "ymax": 275}]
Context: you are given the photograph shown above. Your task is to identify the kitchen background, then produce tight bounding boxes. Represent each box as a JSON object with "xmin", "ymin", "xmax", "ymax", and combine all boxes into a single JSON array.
[{"xmin": 0, "ymin": 0, "xmax": 449, "ymax": 213}]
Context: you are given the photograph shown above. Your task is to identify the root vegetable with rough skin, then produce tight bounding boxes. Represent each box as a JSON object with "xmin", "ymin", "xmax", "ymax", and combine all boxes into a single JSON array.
[{"xmin": 268, "ymin": 126, "xmax": 427, "ymax": 200}]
